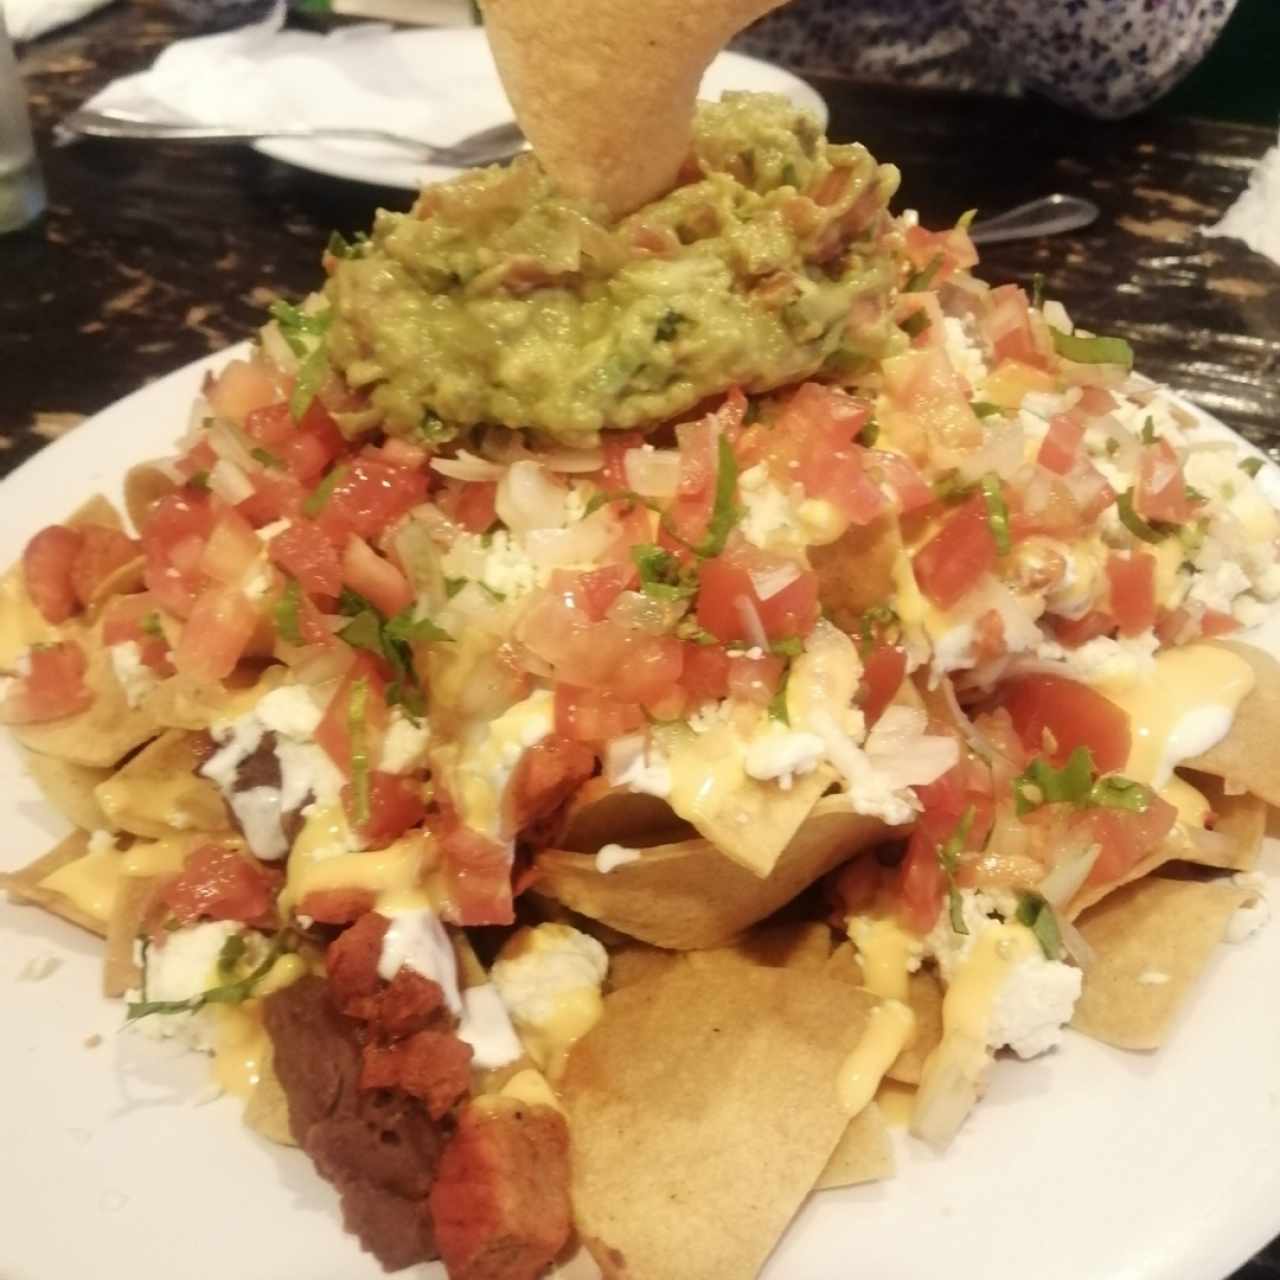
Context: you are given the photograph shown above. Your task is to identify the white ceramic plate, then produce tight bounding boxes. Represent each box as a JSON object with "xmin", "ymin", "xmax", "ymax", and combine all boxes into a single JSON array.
[
  {"xmin": 255, "ymin": 31, "xmax": 828, "ymax": 190},
  {"xmin": 2, "ymin": 348, "xmax": 1279, "ymax": 1280}
]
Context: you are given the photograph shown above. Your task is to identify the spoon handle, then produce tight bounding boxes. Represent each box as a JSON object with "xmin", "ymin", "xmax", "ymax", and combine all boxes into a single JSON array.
[{"xmin": 969, "ymin": 194, "xmax": 1100, "ymax": 245}]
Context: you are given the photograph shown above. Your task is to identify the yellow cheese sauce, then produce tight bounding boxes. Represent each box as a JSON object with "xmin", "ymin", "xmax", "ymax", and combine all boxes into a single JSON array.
[
  {"xmin": 837, "ymin": 1000, "xmax": 916, "ymax": 1115},
  {"xmin": 848, "ymin": 916, "xmax": 916, "ymax": 1003},
  {"xmin": 875, "ymin": 1079, "xmax": 918, "ymax": 1128},
  {"xmin": 39, "ymin": 846, "xmax": 121, "ymax": 924},
  {"xmin": 519, "ymin": 987, "xmax": 603, "ymax": 1083}
]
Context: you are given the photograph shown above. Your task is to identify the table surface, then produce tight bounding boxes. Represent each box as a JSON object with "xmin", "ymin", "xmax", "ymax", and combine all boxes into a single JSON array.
[{"xmin": 3, "ymin": 5, "xmax": 1279, "ymax": 1279}]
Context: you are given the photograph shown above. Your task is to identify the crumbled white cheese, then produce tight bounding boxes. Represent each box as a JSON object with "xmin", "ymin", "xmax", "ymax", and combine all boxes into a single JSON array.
[
  {"xmin": 380, "ymin": 710, "xmax": 430, "ymax": 773},
  {"xmin": 987, "ymin": 950, "xmax": 1083, "ymax": 1059},
  {"xmin": 942, "ymin": 315, "xmax": 988, "ymax": 391},
  {"xmin": 595, "ymin": 843, "xmax": 642, "ymax": 874},
  {"xmin": 441, "ymin": 530, "xmax": 540, "ymax": 599},
  {"xmin": 1036, "ymin": 630, "xmax": 1160, "ymax": 687},
  {"xmin": 109, "ymin": 640, "xmax": 158, "ymax": 709},
  {"xmin": 491, "ymin": 924, "xmax": 608, "ymax": 1029},
  {"xmin": 738, "ymin": 464, "xmax": 802, "ymax": 550},
  {"xmin": 128, "ymin": 921, "xmax": 244, "ymax": 1051},
  {"xmin": 255, "ymin": 684, "xmax": 324, "ymax": 739},
  {"xmin": 257, "ymin": 518, "xmax": 292, "ymax": 542},
  {"xmin": 456, "ymin": 984, "xmax": 524, "ymax": 1069},
  {"xmin": 377, "ymin": 906, "xmax": 462, "ymax": 1011},
  {"xmin": 605, "ymin": 732, "xmax": 672, "ymax": 798},
  {"xmin": 742, "ymin": 727, "xmax": 825, "ymax": 790},
  {"xmin": 1186, "ymin": 560, "xmax": 1251, "ymax": 615}
]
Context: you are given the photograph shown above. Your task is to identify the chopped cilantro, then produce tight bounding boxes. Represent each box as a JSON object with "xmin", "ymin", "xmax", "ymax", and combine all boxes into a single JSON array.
[
  {"xmin": 767, "ymin": 665, "xmax": 791, "ymax": 725},
  {"xmin": 931, "ymin": 469, "xmax": 974, "ymax": 504},
  {"xmin": 217, "ymin": 931, "xmax": 248, "ymax": 978},
  {"xmin": 860, "ymin": 416, "xmax": 880, "ymax": 447},
  {"xmin": 274, "ymin": 579, "xmax": 303, "ymax": 646},
  {"xmin": 303, "ymin": 464, "xmax": 347, "ymax": 518},
  {"xmin": 325, "ymin": 230, "xmax": 368, "ymax": 260},
  {"xmin": 655, "ymin": 310, "xmax": 686, "ymax": 342},
  {"xmin": 1240, "ymin": 456, "xmax": 1265, "ymax": 478},
  {"xmin": 1141, "ymin": 416, "xmax": 1157, "ymax": 445},
  {"xmin": 1088, "ymin": 775, "xmax": 1150, "ymax": 814},
  {"xmin": 187, "ymin": 469, "xmax": 211, "ymax": 492},
  {"xmin": 348, "ymin": 676, "xmax": 371, "ymax": 825},
  {"xmin": 1013, "ymin": 747, "xmax": 1094, "ymax": 815},
  {"xmin": 250, "ymin": 446, "xmax": 284, "ymax": 470},
  {"xmin": 694, "ymin": 435, "xmax": 742, "ymax": 558},
  {"xmin": 769, "ymin": 636, "xmax": 805, "ymax": 658},
  {"xmin": 418, "ymin": 411, "xmax": 457, "ymax": 446},
  {"xmin": 1116, "ymin": 488, "xmax": 1170, "ymax": 544},
  {"xmin": 1031, "ymin": 272, "xmax": 1045, "ymax": 309},
  {"xmin": 1015, "ymin": 892, "xmax": 1062, "ymax": 960},
  {"xmin": 268, "ymin": 300, "xmax": 332, "ymax": 357},
  {"xmin": 980, "ymin": 474, "xmax": 1011, "ymax": 555},
  {"xmin": 139, "ymin": 611, "xmax": 163, "ymax": 638},
  {"xmin": 900, "ymin": 309, "xmax": 932, "ymax": 340},
  {"xmin": 127, "ymin": 932, "xmax": 288, "ymax": 1021},
  {"xmin": 904, "ymin": 253, "xmax": 943, "ymax": 293},
  {"xmin": 1050, "ymin": 326, "xmax": 1134, "ymax": 370},
  {"xmin": 289, "ymin": 345, "xmax": 328, "ymax": 422},
  {"xmin": 632, "ymin": 542, "xmax": 697, "ymax": 601},
  {"xmin": 938, "ymin": 806, "xmax": 976, "ymax": 935},
  {"xmin": 340, "ymin": 602, "xmax": 451, "ymax": 721},
  {"xmin": 971, "ymin": 401, "xmax": 1003, "ymax": 419}
]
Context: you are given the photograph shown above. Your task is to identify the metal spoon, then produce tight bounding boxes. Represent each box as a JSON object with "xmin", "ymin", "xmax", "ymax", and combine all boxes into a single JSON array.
[
  {"xmin": 968, "ymin": 194, "xmax": 1100, "ymax": 245},
  {"xmin": 57, "ymin": 109, "xmax": 529, "ymax": 168}
]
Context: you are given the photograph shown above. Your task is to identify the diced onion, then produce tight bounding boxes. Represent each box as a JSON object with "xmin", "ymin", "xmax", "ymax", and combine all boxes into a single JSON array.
[
  {"xmin": 957, "ymin": 421, "xmax": 1026, "ymax": 483},
  {"xmin": 623, "ymin": 447, "xmax": 681, "ymax": 498},
  {"xmin": 495, "ymin": 460, "xmax": 569, "ymax": 534},
  {"xmin": 734, "ymin": 595, "xmax": 769, "ymax": 651},
  {"xmin": 207, "ymin": 420, "xmax": 259, "ymax": 473},
  {"xmin": 748, "ymin": 561, "xmax": 802, "ymax": 602},
  {"xmin": 606, "ymin": 590, "xmax": 684, "ymax": 635},
  {"xmin": 524, "ymin": 509, "xmax": 618, "ymax": 569},
  {"xmin": 1058, "ymin": 917, "xmax": 1095, "ymax": 970},
  {"xmin": 431, "ymin": 450, "xmax": 507, "ymax": 482},
  {"xmin": 208, "ymin": 458, "xmax": 256, "ymax": 506},
  {"xmin": 541, "ymin": 449, "xmax": 604, "ymax": 474},
  {"xmin": 258, "ymin": 321, "xmax": 300, "ymax": 377},
  {"xmin": 291, "ymin": 643, "xmax": 356, "ymax": 687},
  {"xmin": 1037, "ymin": 836, "xmax": 1101, "ymax": 909}
]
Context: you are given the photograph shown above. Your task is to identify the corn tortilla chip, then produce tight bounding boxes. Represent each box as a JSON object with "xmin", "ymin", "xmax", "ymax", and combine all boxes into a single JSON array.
[
  {"xmin": 123, "ymin": 462, "xmax": 177, "ymax": 535},
  {"xmin": 814, "ymin": 1101, "xmax": 895, "ymax": 1190},
  {"xmin": 0, "ymin": 563, "xmax": 57, "ymax": 666},
  {"xmin": 1065, "ymin": 839, "xmax": 1177, "ymax": 920},
  {"xmin": 0, "ymin": 830, "xmax": 109, "ymax": 937},
  {"xmin": 1175, "ymin": 770, "xmax": 1266, "ymax": 872},
  {"xmin": 824, "ymin": 939, "xmax": 865, "ymax": 985},
  {"xmin": 145, "ymin": 664, "xmax": 285, "ymax": 733},
  {"xmin": 11, "ymin": 621, "xmax": 161, "ymax": 767},
  {"xmin": 1185, "ymin": 640, "xmax": 1280, "ymax": 807},
  {"xmin": 810, "ymin": 514, "xmax": 902, "ymax": 636},
  {"xmin": 605, "ymin": 943, "xmax": 681, "ymax": 993},
  {"xmin": 243, "ymin": 1044, "xmax": 299, "ymax": 1147},
  {"xmin": 556, "ymin": 780, "xmax": 695, "ymax": 853},
  {"xmin": 533, "ymin": 797, "xmax": 888, "ymax": 949},
  {"xmin": 1070, "ymin": 876, "xmax": 1250, "ymax": 1050},
  {"xmin": 24, "ymin": 749, "xmax": 112, "ymax": 831},
  {"xmin": 65, "ymin": 494, "xmax": 126, "ymax": 533},
  {"xmin": 562, "ymin": 965, "xmax": 881, "ymax": 1280},
  {"xmin": 95, "ymin": 728, "xmax": 227, "ymax": 839},
  {"xmin": 482, "ymin": 0, "xmax": 786, "ymax": 217},
  {"xmin": 103, "ymin": 873, "xmax": 157, "ymax": 997}
]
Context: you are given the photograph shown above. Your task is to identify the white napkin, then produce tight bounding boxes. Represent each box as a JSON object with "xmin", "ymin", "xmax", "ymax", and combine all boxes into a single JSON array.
[
  {"xmin": 85, "ymin": 2, "xmax": 466, "ymax": 139},
  {"xmin": 3, "ymin": 0, "xmax": 115, "ymax": 41},
  {"xmin": 1203, "ymin": 125, "xmax": 1280, "ymax": 266}
]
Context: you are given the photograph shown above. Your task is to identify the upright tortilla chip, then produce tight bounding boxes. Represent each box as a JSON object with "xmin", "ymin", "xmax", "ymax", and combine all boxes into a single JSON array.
[
  {"xmin": 482, "ymin": 0, "xmax": 786, "ymax": 216},
  {"xmin": 533, "ymin": 797, "xmax": 887, "ymax": 949},
  {"xmin": 562, "ymin": 965, "xmax": 881, "ymax": 1280},
  {"xmin": 814, "ymin": 1102, "xmax": 895, "ymax": 1190},
  {"xmin": 1186, "ymin": 640, "xmax": 1280, "ymax": 807},
  {"xmin": 1070, "ymin": 876, "xmax": 1250, "ymax": 1050},
  {"xmin": 95, "ymin": 728, "xmax": 227, "ymax": 839},
  {"xmin": 1174, "ymin": 771, "xmax": 1267, "ymax": 872},
  {"xmin": 24, "ymin": 750, "xmax": 112, "ymax": 831},
  {"xmin": 0, "ymin": 830, "xmax": 110, "ymax": 937},
  {"xmin": 809, "ymin": 514, "xmax": 903, "ymax": 636}
]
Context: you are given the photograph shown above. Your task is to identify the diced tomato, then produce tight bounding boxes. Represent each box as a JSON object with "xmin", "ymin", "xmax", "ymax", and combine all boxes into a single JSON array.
[
  {"xmin": 1200, "ymin": 608, "xmax": 1241, "ymax": 638},
  {"xmin": 566, "ymin": 564, "xmax": 634, "ymax": 622},
  {"xmin": 67, "ymin": 525, "xmax": 139, "ymax": 608},
  {"xmin": 1075, "ymin": 386, "xmax": 1117, "ymax": 417},
  {"xmin": 101, "ymin": 595, "xmax": 173, "ymax": 674},
  {"xmin": 436, "ymin": 480, "xmax": 497, "ymax": 536},
  {"xmin": 242, "ymin": 402, "xmax": 294, "ymax": 448},
  {"xmin": 341, "ymin": 534, "xmax": 413, "ymax": 617},
  {"xmin": 1071, "ymin": 790, "xmax": 1178, "ymax": 887},
  {"xmin": 268, "ymin": 520, "xmax": 342, "ymax": 598},
  {"xmin": 510, "ymin": 735, "xmax": 596, "ymax": 831},
  {"xmin": 896, "ymin": 764, "xmax": 995, "ymax": 934},
  {"xmin": 860, "ymin": 643, "xmax": 906, "ymax": 726},
  {"xmin": 553, "ymin": 683, "xmax": 645, "ymax": 743},
  {"xmin": 342, "ymin": 771, "xmax": 425, "ymax": 850},
  {"xmin": 1038, "ymin": 413, "xmax": 1085, "ymax": 476},
  {"xmin": 199, "ymin": 509, "xmax": 263, "ymax": 586},
  {"xmin": 437, "ymin": 820, "xmax": 514, "ymax": 926},
  {"xmin": 726, "ymin": 651, "xmax": 785, "ymax": 705},
  {"xmin": 22, "ymin": 525, "xmax": 84, "ymax": 624},
  {"xmin": 141, "ymin": 489, "xmax": 217, "ymax": 618},
  {"xmin": 881, "ymin": 346, "xmax": 982, "ymax": 453},
  {"xmin": 237, "ymin": 470, "xmax": 307, "ymax": 527},
  {"xmin": 1051, "ymin": 609, "xmax": 1116, "ymax": 648},
  {"xmin": 0, "ymin": 641, "xmax": 93, "ymax": 724},
  {"xmin": 902, "ymin": 220, "xmax": 978, "ymax": 285},
  {"xmin": 986, "ymin": 284, "xmax": 1050, "ymax": 370},
  {"xmin": 1106, "ymin": 552, "xmax": 1156, "ymax": 637},
  {"xmin": 600, "ymin": 431, "xmax": 644, "ymax": 490},
  {"xmin": 373, "ymin": 437, "xmax": 430, "ymax": 471},
  {"xmin": 913, "ymin": 496, "xmax": 997, "ymax": 609},
  {"xmin": 1135, "ymin": 439, "xmax": 1197, "ymax": 524},
  {"xmin": 244, "ymin": 400, "xmax": 346, "ymax": 487},
  {"xmin": 316, "ymin": 652, "xmax": 390, "ymax": 776},
  {"xmin": 172, "ymin": 586, "xmax": 259, "ymax": 680},
  {"xmin": 305, "ymin": 888, "xmax": 378, "ymax": 928},
  {"xmin": 316, "ymin": 457, "xmax": 430, "ymax": 544},
  {"xmin": 159, "ymin": 843, "xmax": 280, "ymax": 929},
  {"xmin": 867, "ymin": 450, "xmax": 933, "ymax": 514},
  {"xmin": 697, "ymin": 547, "xmax": 819, "ymax": 645},
  {"xmin": 1000, "ymin": 674, "xmax": 1131, "ymax": 773},
  {"xmin": 607, "ymin": 632, "xmax": 684, "ymax": 705},
  {"xmin": 680, "ymin": 643, "xmax": 730, "ymax": 703},
  {"xmin": 176, "ymin": 440, "xmax": 217, "ymax": 480},
  {"xmin": 204, "ymin": 358, "xmax": 286, "ymax": 426}
]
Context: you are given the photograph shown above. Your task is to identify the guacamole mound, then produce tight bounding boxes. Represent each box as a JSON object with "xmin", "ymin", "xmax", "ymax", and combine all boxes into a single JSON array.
[{"xmin": 323, "ymin": 92, "xmax": 905, "ymax": 444}]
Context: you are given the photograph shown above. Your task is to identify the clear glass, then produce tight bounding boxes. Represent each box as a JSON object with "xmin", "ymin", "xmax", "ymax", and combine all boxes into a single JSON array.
[{"xmin": 0, "ymin": 9, "xmax": 45, "ymax": 234}]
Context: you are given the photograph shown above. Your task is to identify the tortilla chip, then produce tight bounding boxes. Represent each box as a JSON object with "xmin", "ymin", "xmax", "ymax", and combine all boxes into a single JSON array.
[
  {"xmin": 123, "ymin": 462, "xmax": 178, "ymax": 535},
  {"xmin": 562, "ymin": 965, "xmax": 881, "ymax": 1280},
  {"xmin": 814, "ymin": 1101, "xmax": 895, "ymax": 1190},
  {"xmin": 1070, "ymin": 876, "xmax": 1250, "ymax": 1050},
  {"xmin": 1175, "ymin": 770, "xmax": 1266, "ymax": 872},
  {"xmin": 0, "ymin": 563, "xmax": 57, "ymax": 666},
  {"xmin": 533, "ymin": 796, "xmax": 887, "ymax": 950},
  {"xmin": 605, "ymin": 943, "xmax": 682, "ymax": 993},
  {"xmin": 810, "ymin": 514, "xmax": 902, "ymax": 636},
  {"xmin": 556, "ymin": 779, "xmax": 696, "ymax": 853},
  {"xmin": 1065, "ymin": 840, "xmax": 1176, "ymax": 920},
  {"xmin": 11, "ymin": 621, "xmax": 160, "ymax": 767},
  {"xmin": 145, "ymin": 664, "xmax": 285, "ymax": 733},
  {"xmin": 243, "ymin": 1043, "xmax": 298, "ymax": 1147},
  {"xmin": 95, "ymin": 728, "xmax": 227, "ymax": 839},
  {"xmin": 687, "ymin": 920, "xmax": 834, "ymax": 979},
  {"xmin": 0, "ymin": 830, "xmax": 109, "ymax": 937},
  {"xmin": 24, "ymin": 749, "xmax": 112, "ymax": 831},
  {"xmin": 824, "ymin": 939, "xmax": 865, "ymax": 985},
  {"xmin": 65, "ymin": 494, "xmax": 126, "ymax": 533},
  {"xmin": 657, "ymin": 721, "xmax": 837, "ymax": 876},
  {"xmin": 103, "ymin": 874, "xmax": 157, "ymax": 997},
  {"xmin": 1186, "ymin": 640, "xmax": 1280, "ymax": 807},
  {"xmin": 482, "ymin": 0, "xmax": 785, "ymax": 217}
]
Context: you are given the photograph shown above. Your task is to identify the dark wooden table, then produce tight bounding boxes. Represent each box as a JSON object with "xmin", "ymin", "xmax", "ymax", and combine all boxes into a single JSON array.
[{"xmin": 3, "ymin": 4, "xmax": 1280, "ymax": 1278}]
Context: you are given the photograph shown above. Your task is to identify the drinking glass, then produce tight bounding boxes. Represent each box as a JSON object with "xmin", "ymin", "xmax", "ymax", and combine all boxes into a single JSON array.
[{"xmin": 0, "ymin": 9, "xmax": 46, "ymax": 234}]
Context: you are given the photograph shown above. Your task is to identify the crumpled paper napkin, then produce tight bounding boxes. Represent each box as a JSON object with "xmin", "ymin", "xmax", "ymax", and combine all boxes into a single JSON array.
[
  {"xmin": 1203, "ymin": 125, "xmax": 1280, "ymax": 267},
  {"xmin": 83, "ymin": 2, "xmax": 449, "ymax": 138},
  {"xmin": 3, "ymin": 0, "xmax": 115, "ymax": 41}
]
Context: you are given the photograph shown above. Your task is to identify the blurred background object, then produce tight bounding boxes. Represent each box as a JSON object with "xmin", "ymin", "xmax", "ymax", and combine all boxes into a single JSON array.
[{"xmin": 0, "ymin": 5, "xmax": 43, "ymax": 232}]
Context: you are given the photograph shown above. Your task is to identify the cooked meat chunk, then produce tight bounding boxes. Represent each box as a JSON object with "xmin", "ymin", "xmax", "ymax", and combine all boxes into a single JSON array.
[
  {"xmin": 429, "ymin": 1098, "xmax": 573, "ymax": 1280},
  {"xmin": 263, "ymin": 976, "xmax": 443, "ymax": 1272}
]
